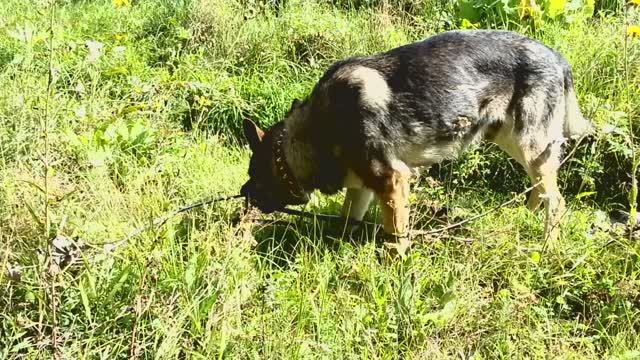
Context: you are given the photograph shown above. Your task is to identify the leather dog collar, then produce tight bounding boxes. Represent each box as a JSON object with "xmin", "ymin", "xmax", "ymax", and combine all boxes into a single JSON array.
[{"xmin": 273, "ymin": 127, "xmax": 308, "ymax": 201}]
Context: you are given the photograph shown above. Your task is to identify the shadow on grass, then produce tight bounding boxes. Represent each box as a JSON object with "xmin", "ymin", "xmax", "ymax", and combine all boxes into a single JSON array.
[
  {"xmin": 249, "ymin": 214, "xmax": 380, "ymax": 268},
  {"xmin": 246, "ymin": 199, "xmax": 459, "ymax": 268},
  {"xmin": 166, "ymin": 187, "xmax": 469, "ymax": 269}
]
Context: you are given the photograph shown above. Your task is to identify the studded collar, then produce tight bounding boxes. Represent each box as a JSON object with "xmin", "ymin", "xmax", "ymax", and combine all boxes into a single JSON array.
[{"xmin": 273, "ymin": 126, "xmax": 308, "ymax": 201}]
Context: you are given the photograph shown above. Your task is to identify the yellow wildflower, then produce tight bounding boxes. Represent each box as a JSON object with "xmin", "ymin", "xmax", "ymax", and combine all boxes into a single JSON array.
[
  {"xmin": 460, "ymin": 19, "xmax": 480, "ymax": 30},
  {"xmin": 195, "ymin": 95, "xmax": 212, "ymax": 108},
  {"xmin": 546, "ymin": 0, "xmax": 566, "ymax": 19},
  {"xmin": 628, "ymin": 25, "xmax": 640, "ymax": 38},
  {"xmin": 629, "ymin": 0, "xmax": 640, "ymax": 6},
  {"xmin": 114, "ymin": 33, "xmax": 127, "ymax": 42},
  {"xmin": 519, "ymin": 0, "xmax": 543, "ymax": 19},
  {"xmin": 113, "ymin": 0, "xmax": 130, "ymax": 7}
]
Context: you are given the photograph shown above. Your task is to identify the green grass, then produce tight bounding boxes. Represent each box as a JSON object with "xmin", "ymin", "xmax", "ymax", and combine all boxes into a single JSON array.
[{"xmin": 1, "ymin": 0, "xmax": 640, "ymax": 358}]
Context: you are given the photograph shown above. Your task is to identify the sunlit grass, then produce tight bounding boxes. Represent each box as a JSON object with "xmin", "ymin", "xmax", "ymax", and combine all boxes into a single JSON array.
[{"xmin": 1, "ymin": 0, "xmax": 639, "ymax": 358}]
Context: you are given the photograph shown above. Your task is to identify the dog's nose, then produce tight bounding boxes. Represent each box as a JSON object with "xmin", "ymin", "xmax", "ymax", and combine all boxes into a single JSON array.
[
  {"xmin": 240, "ymin": 182, "xmax": 252, "ymax": 198},
  {"xmin": 240, "ymin": 182, "xmax": 263, "ymax": 208}
]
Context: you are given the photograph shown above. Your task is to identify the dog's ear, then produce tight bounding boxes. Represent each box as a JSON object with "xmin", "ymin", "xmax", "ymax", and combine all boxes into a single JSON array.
[{"xmin": 243, "ymin": 119, "xmax": 265, "ymax": 150}]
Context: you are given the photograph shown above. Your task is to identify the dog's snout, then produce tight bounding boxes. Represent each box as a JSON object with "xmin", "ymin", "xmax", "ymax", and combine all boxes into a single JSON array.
[
  {"xmin": 240, "ymin": 181, "xmax": 254, "ymax": 198},
  {"xmin": 240, "ymin": 181, "xmax": 265, "ymax": 207},
  {"xmin": 240, "ymin": 181, "xmax": 282, "ymax": 213}
]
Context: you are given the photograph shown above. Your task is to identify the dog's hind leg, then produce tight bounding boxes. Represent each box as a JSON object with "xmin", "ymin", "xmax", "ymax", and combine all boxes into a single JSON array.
[
  {"xmin": 492, "ymin": 81, "xmax": 567, "ymax": 243},
  {"xmin": 491, "ymin": 124, "xmax": 545, "ymax": 211},
  {"xmin": 496, "ymin": 135, "xmax": 565, "ymax": 242},
  {"xmin": 522, "ymin": 88, "xmax": 567, "ymax": 243},
  {"xmin": 523, "ymin": 141, "xmax": 566, "ymax": 243}
]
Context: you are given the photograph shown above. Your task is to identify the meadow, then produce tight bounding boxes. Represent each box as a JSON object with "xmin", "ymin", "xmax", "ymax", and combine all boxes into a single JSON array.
[{"xmin": 1, "ymin": 0, "xmax": 640, "ymax": 358}]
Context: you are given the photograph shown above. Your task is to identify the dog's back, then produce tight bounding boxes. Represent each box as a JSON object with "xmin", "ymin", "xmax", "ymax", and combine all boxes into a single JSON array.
[
  {"xmin": 242, "ymin": 30, "xmax": 589, "ymax": 242},
  {"xmin": 304, "ymin": 30, "xmax": 589, "ymax": 168},
  {"xmin": 283, "ymin": 29, "xmax": 591, "ymax": 241}
]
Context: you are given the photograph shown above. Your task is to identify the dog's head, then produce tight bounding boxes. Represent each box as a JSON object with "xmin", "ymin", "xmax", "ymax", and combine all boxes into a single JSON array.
[{"xmin": 241, "ymin": 116, "xmax": 310, "ymax": 213}]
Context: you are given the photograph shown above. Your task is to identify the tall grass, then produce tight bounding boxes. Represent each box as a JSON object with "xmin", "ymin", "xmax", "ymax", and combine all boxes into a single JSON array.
[{"xmin": 1, "ymin": 0, "xmax": 639, "ymax": 358}]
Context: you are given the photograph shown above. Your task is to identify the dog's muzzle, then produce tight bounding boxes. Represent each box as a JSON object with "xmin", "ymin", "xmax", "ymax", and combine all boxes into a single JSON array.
[
  {"xmin": 240, "ymin": 181, "xmax": 280, "ymax": 213},
  {"xmin": 241, "ymin": 180, "xmax": 309, "ymax": 213}
]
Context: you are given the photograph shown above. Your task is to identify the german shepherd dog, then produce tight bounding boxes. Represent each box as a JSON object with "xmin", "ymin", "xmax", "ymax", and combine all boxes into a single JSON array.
[{"xmin": 241, "ymin": 30, "xmax": 591, "ymax": 248}]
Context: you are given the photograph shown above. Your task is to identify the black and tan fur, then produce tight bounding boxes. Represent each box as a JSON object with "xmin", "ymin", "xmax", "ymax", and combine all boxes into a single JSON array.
[{"xmin": 241, "ymin": 29, "xmax": 591, "ymax": 245}]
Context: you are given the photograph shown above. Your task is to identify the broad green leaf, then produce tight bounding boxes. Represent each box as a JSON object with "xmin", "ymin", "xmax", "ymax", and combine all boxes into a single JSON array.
[
  {"xmin": 546, "ymin": 0, "xmax": 566, "ymax": 19},
  {"xmin": 457, "ymin": 0, "xmax": 482, "ymax": 23},
  {"xmin": 530, "ymin": 251, "xmax": 541, "ymax": 264},
  {"xmin": 575, "ymin": 191, "xmax": 596, "ymax": 200},
  {"xmin": 185, "ymin": 255, "xmax": 198, "ymax": 289}
]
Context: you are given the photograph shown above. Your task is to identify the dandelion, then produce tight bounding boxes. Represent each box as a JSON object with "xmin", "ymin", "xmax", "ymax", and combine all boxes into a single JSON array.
[
  {"xmin": 460, "ymin": 19, "xmax": 479, "ymax": 30},
  {"xmin": 628, "ymin": 25, "xmax": 640, "ymax": 38},
  {"xmin": 629, "ymin": 0, "xmax": 640, "ymax": 6},
  {"xmin": 113, "ymin": 0, "xmax": 130, "ymax": 7},
  {"xmin": 195, "ymin": 95, "xmax": 212, "ymax": 108}
]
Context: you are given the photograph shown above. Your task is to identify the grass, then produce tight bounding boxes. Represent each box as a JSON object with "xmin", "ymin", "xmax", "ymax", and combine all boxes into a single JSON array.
[{"xmin": 1, "ymin": 0, "xmax": 640, "ymax": 358}]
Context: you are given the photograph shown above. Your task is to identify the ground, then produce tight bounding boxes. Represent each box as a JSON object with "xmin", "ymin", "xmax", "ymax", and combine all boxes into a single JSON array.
[{"xmin": 1, "ymin": 0, "xmax": 640, "ymax": 358}]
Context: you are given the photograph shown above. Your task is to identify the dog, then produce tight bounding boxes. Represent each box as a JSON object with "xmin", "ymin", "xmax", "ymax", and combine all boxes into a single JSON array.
[{"xmin": 241, "ymin": 29, "xmax": 591, "ymax": 248}]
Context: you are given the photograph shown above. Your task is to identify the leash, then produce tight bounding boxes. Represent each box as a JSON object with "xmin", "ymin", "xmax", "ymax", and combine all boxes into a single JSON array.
[
  {"xmin": 101, "ymin": 185, "xmax": 520, "ymax": 250},
  {"xmin": 102, "ymin": 194, "xmax": 244, "ymax": 252},
  {"xmin": 277, "ymin": 207, "xmax": 376, "ymax": 226},
  {"xmin": 102, "ymin": 134, "xmax": 591, "ymax": 250},
  {"xmin": 103, "ymin": 194, "xmax": 373, "ymax": 253}
]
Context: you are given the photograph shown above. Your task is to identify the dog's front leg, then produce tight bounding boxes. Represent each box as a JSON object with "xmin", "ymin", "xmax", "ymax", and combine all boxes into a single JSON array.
[
  {"xmin": 342, "ymin": 188, "xmax": 374, "ymax": 222},
  {"xmin": 377, "ymin": 170, "xmax": 411, "ymax": 256},
  {"xmin": 341, "ymin": 188, "xmax": 374, "ymax": 239}
]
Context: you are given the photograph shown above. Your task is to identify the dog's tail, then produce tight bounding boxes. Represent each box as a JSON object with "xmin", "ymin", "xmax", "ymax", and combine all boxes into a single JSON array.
[{"xmin": 563, "ymin": 66, "xmax": 592, "ymax": 139}]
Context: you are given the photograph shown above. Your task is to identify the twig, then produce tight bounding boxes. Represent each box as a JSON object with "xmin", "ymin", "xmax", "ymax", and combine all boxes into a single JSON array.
[
  {"xmin": 623, "ymin": 8, "xmax": 637, "ymax": 242},
  {"xmin": 277, "ymin": 207, "xmax": 373, "ymax": 227},
  {"xmin": 43, "ymin": 2, "xmax": 60, "ymax": 359},
  {"xmin": 129, "ymin": 262, "xmax": 149, "ymax": 359},
  {"xmin": 43, "ymin": 0, "xmax": 55, "ymax": 239},
  {"xmin": 97, "ymin": 132, "xmax": 590, "ymax": 253},
  {"xmin": 422, "ymin": 134, "xmax": 590, "ymax": 236},
  {"xmin": 276, "ymin": 186, "xmax": 529, "ymax": 238},
  {"xmin": 410, "ymin": 180, "xmax": 541, "ymax": 236},
  {"xmin": 49, "ymin": 268, "xmax": 60, "ymax": 360}
]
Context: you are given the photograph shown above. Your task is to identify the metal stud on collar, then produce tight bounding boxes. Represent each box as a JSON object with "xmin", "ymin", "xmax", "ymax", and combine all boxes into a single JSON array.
[{"xmin": 273, "ymin": 127, "xmax": 306, "ymax": 200}]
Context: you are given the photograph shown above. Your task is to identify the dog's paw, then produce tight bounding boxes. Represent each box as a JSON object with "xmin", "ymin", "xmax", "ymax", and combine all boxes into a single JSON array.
[
  {"xmin": 378, "ymin": 233, "xmax": 412, "ymax": 259},
  {"xmin": 344, "ymin": 222, "xmax": 364, "ymax": 242}
]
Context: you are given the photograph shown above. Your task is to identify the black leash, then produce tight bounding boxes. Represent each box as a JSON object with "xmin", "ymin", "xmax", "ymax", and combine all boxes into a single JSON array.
[
  {"xmin": 103, "ymin": 133, "xmax": 591, "ymax": 250},
  {"xmin": 277, "ymin": 207, "xmax": 375, "ymax": 227},
  {"xmin": 104, "ymin": 194, "xmax": 244, "ymax": 252},
  {"xmin": 104, "ymin": 194, "xmax": 373, "ymax": 252}
]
